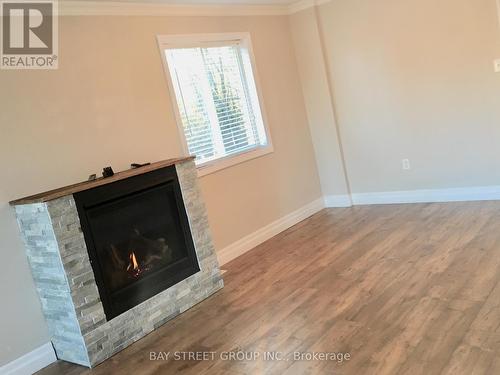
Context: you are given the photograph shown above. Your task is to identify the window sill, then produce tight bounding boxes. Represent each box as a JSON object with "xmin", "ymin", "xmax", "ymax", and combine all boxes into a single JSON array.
[{"xmin": 196, "ymin": 145, "xmax": 273, "ymax": 177}]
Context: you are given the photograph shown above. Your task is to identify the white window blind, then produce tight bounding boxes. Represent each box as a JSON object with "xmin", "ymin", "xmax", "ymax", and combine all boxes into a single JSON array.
[{"xmin": 164, "ymin": 43, "xmax": 268, "ymax": 165}]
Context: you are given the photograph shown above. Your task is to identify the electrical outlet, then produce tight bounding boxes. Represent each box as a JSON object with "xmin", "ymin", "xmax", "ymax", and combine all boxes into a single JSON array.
[
  {"xmin": 494, "ymin": 59, "xmax": 500, "ymax": 73},
  {"xmin": 402, "ymin": 159, "xmax": 411, "ymax": 170}
]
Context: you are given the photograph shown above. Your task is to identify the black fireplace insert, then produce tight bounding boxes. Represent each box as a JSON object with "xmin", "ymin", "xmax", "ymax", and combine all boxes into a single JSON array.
[{"xmin": 74, "ymin": 166, "xmax": 200, "ymax": 320}]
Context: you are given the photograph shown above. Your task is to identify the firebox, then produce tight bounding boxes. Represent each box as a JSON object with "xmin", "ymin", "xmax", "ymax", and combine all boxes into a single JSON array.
[{"xmin": 74, "ymin": 165, "xmax": 200, "ymax": 320}]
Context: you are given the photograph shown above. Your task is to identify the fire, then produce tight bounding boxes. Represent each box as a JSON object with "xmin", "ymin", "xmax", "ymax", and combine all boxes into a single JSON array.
[
  {"xmin": 127, "ymin": 252, "xmax": 142, "ymax": 277},
  {"xmin": 127, "ymin": 252, "xmax": 139, "ymax": 271}
]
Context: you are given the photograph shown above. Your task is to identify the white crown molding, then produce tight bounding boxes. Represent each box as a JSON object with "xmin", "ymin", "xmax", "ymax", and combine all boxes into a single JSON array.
[
  {"xmin": 496, "ymin": 0, "xmax": 500, "ymax": 32},
  {"xmin": 288, "ymin": 0, "xmax": 330, "ymax": 14},
  {"xmin": 60, "ymin": 1, "xmax": 289, "ymax": 16},
  {"xmin": 59, "ymin": 0, "xmax": 331, "ymax": 17},
  {"xmin": 287, "ymin": 0, "xmax": 315, "ymax": 14}
]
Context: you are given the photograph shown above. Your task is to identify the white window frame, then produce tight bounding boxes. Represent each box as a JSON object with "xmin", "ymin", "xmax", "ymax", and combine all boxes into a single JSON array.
[{"xmin": 157, "ymin": 32, "xmax": 273, "ymax": 177}]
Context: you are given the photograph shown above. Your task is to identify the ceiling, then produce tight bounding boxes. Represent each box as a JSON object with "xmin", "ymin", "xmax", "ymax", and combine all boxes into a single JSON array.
[{"xmin": 74, "ymin": 0, "xmax": 299, "ymax": 4}]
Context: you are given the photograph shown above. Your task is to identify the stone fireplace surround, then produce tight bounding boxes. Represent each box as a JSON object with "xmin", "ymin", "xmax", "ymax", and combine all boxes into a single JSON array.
[{"xmin": 11, "ymin": 158, "xmax": 223, "ymax": 367}]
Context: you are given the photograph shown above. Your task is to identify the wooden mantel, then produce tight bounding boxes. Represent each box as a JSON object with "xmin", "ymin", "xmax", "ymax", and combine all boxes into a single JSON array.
[{"xmin": 10, "ymin": 157, "xmax": 195, "ymax": 206}]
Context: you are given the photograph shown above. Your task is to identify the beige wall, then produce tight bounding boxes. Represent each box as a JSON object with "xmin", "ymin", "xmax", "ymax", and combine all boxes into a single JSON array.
[
  {"xmin": 0, "ymin": 15, "xmax": 321, "ymax": 365},
  {"xmin": 314, "ymin": 0, "xmax": 500, "ymax": 194},
  {"xmin": 5, "ymin": 0, "xmax": 499, "ymax": 365},
  {"xmin": 289, "ymin": 8, "xmax": 351, "ymax": 199}
]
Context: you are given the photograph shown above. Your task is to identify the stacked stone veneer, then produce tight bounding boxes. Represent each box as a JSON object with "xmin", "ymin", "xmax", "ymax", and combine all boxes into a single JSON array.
[{"xmin": 14, "ymin": 160, "xmax": 223, "ymax": 367}]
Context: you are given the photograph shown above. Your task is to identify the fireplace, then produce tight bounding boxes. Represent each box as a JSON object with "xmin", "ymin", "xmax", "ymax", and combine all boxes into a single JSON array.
[
  {"xmin": 11, "ymin": 158, "xmax": 223, "ymax": 367},
  {"xmin": 74, "ymin": 166, "xmax": 200, "ymax": 320}
]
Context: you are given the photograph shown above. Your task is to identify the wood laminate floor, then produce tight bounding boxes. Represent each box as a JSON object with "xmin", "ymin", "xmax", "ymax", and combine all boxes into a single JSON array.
[{"xmin": 38, "ymin": 203, "xmax": 500, "ymax": 374}]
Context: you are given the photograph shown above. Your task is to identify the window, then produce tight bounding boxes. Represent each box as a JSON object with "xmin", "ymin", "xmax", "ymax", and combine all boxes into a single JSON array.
[{"xmin": 158, "ymin": 33, "xmax": 272, "ymax": 175}]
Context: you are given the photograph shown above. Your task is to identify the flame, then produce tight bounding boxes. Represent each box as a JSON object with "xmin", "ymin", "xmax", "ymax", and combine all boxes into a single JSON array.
[{"xmin": 127, "ymin": 252, "xmax": 139, "ymax": 272}]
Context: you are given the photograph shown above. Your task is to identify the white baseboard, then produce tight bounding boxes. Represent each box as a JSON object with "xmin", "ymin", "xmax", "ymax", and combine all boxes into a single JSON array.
[
  {"xmin": 0, "ymin": 343, "xmax": 56, "ymax": 375},
  {"xmin": 214, "ymin": 186, "xmax": 500, "ymax": 265},
  {"xmin": 351, "ymin": 185, "xmax": 500, "ymax": 205},
  {"xmin": 216, "ymin": 185, "xmax": 500, "ymax": 266},
  {"xmin": 7, "ymin": 186, "xmax": 498, "ymax": 373},
  {"xmin": 323, "ymin": 194, "xmax": 353, "ymax": 208},
  {"xmin": 217, "ymin": 198, "xmax": 324, "ymax": 265}
]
